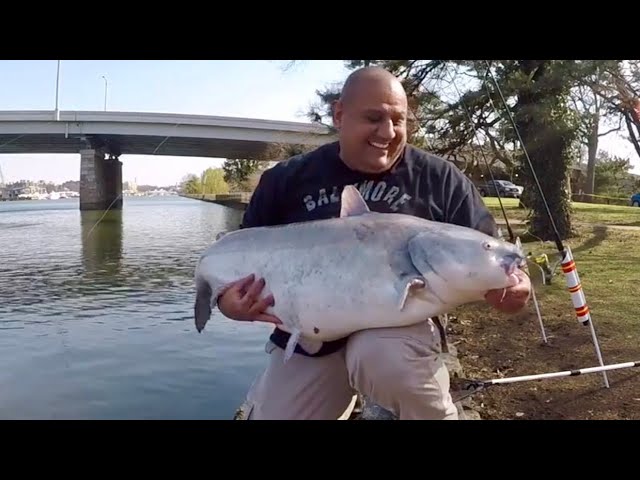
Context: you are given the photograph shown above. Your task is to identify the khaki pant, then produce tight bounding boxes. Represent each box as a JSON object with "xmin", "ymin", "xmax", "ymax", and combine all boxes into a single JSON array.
[{"xmin": 239, "ymin": 319, "xmax": 458, "ymax": 420}]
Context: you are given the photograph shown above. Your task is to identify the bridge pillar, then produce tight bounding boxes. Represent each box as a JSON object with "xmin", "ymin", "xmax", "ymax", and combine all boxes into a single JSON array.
[{"xmin": 79, "ymin": 149, "xmax": 123, "ymax": 211}]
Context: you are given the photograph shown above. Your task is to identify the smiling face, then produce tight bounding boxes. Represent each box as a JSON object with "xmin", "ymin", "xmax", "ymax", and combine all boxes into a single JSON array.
[{"xmin": 333, "ymin": 69, "xmax": 408, "ymax": 174}]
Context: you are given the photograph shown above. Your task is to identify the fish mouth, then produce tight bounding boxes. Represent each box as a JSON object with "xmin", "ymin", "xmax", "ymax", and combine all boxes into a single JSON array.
[{"xmin": 501, "ymin": 253, "xmax": 525, "ymax": 277}]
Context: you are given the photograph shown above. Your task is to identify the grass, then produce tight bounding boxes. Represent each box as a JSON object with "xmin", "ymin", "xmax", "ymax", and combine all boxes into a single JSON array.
[
  {"xmin": 447, "ymin": 202, "xmax": 640, "ymax": 419},
  {"xmin": 483, "ymin": 197, "xmax": 640, "ymax": 227}
]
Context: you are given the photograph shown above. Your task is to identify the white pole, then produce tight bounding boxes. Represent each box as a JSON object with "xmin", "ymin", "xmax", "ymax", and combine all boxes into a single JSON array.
[
  {"xmin": 486, "ymin": 360, "xmax": 639, "ymax": 386},
  {"xmin": 101, "ymin": 75, "xmax": 108, "ymax": 111},
  {"xmin": 560, "ymin": 245, "xmax": 609, "ymax": 388},
  {"xmin": 54, "ymin": 60, "xmax": 61, "ymax": 121},
  {"xmin": 523, "ymin": 260, "xmax": 548, "ymax": 343},
  {"xmin": 586, "ymin": 315, "xmax": 610, "ymax": 388}
]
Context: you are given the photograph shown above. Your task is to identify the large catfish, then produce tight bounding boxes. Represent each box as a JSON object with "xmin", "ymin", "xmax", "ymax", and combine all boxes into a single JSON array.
[{"xmin": 194, "ymin": 185, "xmax": 525, "ymax": 362}]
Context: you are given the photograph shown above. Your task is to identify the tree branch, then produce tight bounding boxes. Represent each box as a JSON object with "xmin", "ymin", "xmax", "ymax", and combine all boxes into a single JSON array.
[
  {"xmin": 598, "ymin": 119, "xmax": 623, "ymax": 137},
  {"xmin": 624, "ymin": 114, "xmax": 640, "ymax": 158}
]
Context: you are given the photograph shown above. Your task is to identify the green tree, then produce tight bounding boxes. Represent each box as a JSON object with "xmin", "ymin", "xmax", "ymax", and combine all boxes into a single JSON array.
[
  {"xmin": 222, "ymin": 159, "xmax": 261, "ymax": 191},
  {"xmin": 180, "ymin": 173, "xmax": 202, "ymax": 194},
  {"xmin": 304, "ymin": 60, "xmax": 632, "ymax": 241},
  {"xmin": 200, "ymin": 167, "xmax": 229, "ymax": 194},
  {"xmin": 594, "ymin": 150, "xmax": 638, "ymax": 197}
]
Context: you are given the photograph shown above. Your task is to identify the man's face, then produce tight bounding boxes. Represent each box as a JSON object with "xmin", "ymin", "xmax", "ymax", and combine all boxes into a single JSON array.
[{"xmin": 333, "ymin": 78, "xmax": 408, "ymax": 174}]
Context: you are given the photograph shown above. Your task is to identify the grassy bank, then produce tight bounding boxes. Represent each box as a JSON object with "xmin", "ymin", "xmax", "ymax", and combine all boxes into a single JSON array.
[
  {"xmin": 449, "ymin": 206, "xmax": 640, "ymax": 419},
  {"xmin": 483, "ymin": 197, "xmax": 640, "ymax": 227}
]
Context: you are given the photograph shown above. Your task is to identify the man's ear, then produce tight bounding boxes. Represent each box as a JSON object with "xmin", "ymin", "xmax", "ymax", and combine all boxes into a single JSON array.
[{"xmin": 332, "ymin": 99, "xmax": 343, "ymax": 129}]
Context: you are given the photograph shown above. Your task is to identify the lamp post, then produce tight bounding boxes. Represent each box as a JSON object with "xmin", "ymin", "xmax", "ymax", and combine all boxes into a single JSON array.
[
  {"xmin": 54, "ymin": 60, "xmax": 61, "ymax": 121},
  {"xmin": 101, "ymin": 75, "xmax": 108, "ymax": 111}
]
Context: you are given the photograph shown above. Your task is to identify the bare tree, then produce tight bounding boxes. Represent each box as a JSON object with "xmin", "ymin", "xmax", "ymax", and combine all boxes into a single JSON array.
[{"xmin": 570, "ymin": 68, "xmax": 623, "ymax": 198}]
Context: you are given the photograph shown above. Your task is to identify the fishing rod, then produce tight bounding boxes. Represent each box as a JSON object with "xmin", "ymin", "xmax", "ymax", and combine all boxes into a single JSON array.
[
  {"xmin": 454, "ymin": 359, "xmax": 640, "ymax": 403},
  {"xmin": 442, "ymin": 65, "xmax": 548, "ymax": 344},
  {"xmin": 442, "ymin": 65, "xmax": 515, "ymax": 243},
  {"xmin": 481, "ymin": 60, "xmax": 609, "ymax": 388}
]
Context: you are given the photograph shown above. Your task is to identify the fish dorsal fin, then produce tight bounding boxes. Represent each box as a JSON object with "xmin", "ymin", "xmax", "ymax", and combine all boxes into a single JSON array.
[{"xmin": 340, "ymin": 185, "xmax": 370, "ymax": 217}]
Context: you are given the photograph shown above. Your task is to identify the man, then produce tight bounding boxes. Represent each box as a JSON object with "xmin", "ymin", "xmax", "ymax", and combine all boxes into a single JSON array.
[{"xmin": 217, "ymin": 66, "xmax": 531, "ymax": 420}]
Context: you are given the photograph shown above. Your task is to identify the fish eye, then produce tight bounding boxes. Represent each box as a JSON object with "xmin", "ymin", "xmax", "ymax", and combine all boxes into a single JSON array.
[{"xmin": 482, "ymin": 241, "xmax": 494, "ymax": 250}]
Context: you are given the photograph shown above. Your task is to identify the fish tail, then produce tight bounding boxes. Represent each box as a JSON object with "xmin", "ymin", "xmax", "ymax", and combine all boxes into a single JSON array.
[{"xmin": 194, "ymin": 275, "xmax": 213, "ymax": 333}]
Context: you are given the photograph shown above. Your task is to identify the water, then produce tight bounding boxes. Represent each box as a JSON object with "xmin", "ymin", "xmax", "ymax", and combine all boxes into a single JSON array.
[{"xmin": 0, "ymin": 196, "xmax": 275, "ymax": 419}]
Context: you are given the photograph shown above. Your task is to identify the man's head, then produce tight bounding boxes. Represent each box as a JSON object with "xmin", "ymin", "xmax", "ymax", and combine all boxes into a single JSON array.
[{"xmin": 333, "ymin": 66, "xmax": 408, "ymax": 174}]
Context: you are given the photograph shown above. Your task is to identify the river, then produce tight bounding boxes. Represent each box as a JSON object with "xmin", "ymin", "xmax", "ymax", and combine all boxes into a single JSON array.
[{"xmin": 0, "ymin": 195, "xmax": 275, "ymax": 419}]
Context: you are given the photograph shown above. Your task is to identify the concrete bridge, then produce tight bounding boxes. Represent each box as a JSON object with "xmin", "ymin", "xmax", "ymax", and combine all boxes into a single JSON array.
[{"xmin": 0, "ymin": 110, "xmax": 334, "ymax": 210}]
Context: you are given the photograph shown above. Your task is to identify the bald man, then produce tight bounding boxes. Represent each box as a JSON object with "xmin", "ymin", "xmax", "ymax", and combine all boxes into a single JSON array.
[{"xmin": 217, "ymin": 66, "xmax": 531, "ymax": 420}]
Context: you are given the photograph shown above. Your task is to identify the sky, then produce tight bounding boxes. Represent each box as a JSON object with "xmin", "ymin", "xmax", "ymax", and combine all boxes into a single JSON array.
[
  {"xmin": 0, "ymin": 59, "xmax": 638, "ymax": 186},
  {"xmin": 0, "ymin": 60, "xmax": 351, "ymax": 186}
]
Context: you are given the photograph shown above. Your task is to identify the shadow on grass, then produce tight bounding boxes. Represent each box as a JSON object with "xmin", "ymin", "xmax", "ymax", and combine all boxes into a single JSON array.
[
  {"xmin": 572, "ymin": 226, "xmax": 609, "ymax": 255},
  {"xmin": 513, "ymin": 224, "xmax": 609, "ymax": 254}
]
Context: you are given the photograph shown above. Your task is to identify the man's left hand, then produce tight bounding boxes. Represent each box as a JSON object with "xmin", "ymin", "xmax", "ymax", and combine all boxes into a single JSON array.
[{"xmin": 484, "ymin": 268, "xmax": 531, "ymax": 314}]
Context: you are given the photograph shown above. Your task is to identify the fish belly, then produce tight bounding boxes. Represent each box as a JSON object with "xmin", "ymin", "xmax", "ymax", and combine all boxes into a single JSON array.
[
  {"xmin": 288, "ymin": 286, "xmax": 445, "ymax": 342},
  {"xmin": 200, "ymin": 238, "xmax": 443, "ymax": 341}
]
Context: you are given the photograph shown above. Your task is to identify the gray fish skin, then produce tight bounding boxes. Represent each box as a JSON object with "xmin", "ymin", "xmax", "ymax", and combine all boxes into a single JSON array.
[{"xmin": 194, "ymin": 186, "xmax": 525, "ymax": 362}]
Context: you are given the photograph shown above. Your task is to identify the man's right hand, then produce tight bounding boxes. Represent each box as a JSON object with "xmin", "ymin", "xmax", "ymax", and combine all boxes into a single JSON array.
[{"xmin": 217, "ymin": 274, "xmax": 282, "ymax": 325}]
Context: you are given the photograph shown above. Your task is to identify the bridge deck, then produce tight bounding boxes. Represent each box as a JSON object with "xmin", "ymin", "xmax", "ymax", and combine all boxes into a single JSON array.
[{"xmin": 0, "ymin": 110, "xmax": 334, "ymax": 158}]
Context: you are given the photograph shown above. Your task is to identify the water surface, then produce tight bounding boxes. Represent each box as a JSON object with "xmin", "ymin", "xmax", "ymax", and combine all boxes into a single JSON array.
[{"xmin": 0, "ymin": 196, "xmax": 274, "ymax": 419}]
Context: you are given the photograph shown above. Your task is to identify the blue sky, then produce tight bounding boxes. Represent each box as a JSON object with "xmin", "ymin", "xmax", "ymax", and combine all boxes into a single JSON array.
[
  {"xmin": 0, "ymin": 60, "xmax": 637, "ymax": 186},
  {"xmin": 0, "ymin": 60, "xmax": 351, "ymax": 185}
]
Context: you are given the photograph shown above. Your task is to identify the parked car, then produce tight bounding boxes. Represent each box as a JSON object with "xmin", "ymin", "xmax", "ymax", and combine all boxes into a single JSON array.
[
  {"xmin": 631, "ymin": 192, "xmax": 640, "ymax": 207},
  {"xmin": 477, "ymin": 179, "xmax": 523, "ymax": 198}
]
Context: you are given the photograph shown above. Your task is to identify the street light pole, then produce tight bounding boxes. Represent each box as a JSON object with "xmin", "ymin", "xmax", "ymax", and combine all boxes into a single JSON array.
[
  {"xmin": 54, "ymin": 60, "xmax": 61, "ymax": 121},
  {"xmin": 101, "ymin": 75, "xmax": 108, "ymax": 111}
]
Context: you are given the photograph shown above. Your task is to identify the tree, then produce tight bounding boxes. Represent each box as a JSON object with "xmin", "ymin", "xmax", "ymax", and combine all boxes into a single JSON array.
[
  {"xmin": 594, "ymin": 150, "xmax": 639, "ymax": 198},
  {"xmin": 304, "ymin": 60, "xmax": 638, "ymax": 241},
  {"xmin": 180, "ymin": 173, "xmax": 201, "ymax": 194},
  {"xmin": 200, "ymin": 167, "xmax": 229, "ymax": 195},
  {"xmin": 611, "ymin": 64, "xmax": 640, "ymax": 158},
  {"xmin": 221, "ymin": 144, "xmax": 317, "ymax": 192},
  {"xmin": 570, "ymin": 68, "xmax": 623, "ymax": 199},
  {"xmin": 222, "ymin": 159, "xmax": 261, "ymax": 191}
]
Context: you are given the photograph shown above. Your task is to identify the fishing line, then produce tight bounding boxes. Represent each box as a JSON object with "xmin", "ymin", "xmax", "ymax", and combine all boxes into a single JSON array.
[
  {"xmin": 84, "ymin": 193, "xmax": 123, "ymax": 239},
  {"xmin": 0, "ymin": 134, "xmax": 28, "ymax": 150},
  {"xmin": 442, "ymin": 64, "xmax": 515, "ymax": 242},
  {"xmin": 443, "ymin": 64, "xmax": 548, "ymax": 343},
  {"xmin": 1, "ymin": 117, "xmax": 132, "ymax": 391},
  {"xmin": 482, "ymin": 61, "xmax": 567, "ymax": 252},
  {"xmin": 481, "ymin": 60, "xmax": 609, "ymax": 388}
]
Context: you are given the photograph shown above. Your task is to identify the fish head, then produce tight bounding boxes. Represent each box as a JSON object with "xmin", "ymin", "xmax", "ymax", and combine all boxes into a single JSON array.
[{"xmin": 407, "ymin": 229, "xmax": 526, "ymax": 301}]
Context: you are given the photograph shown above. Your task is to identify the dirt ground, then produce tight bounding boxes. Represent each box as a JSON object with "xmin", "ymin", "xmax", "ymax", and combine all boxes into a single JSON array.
[{"xmin": 447, "ymin": 304, "xmax": 640, "ymax": 420}]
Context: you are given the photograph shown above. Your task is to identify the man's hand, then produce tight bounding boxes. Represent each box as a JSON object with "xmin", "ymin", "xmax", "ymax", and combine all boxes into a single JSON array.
[
  {"xmin": 218, "ymin": 274, "xmax": 282, "ymax": 325},
  {"xmin": 485, "ymin": 268, "xmax": 531, "ymax": 314}
]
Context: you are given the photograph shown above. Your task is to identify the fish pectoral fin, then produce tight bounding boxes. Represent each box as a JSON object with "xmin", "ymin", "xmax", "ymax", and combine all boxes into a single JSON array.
[
  {"xmin": 194, "ymin": 279, "xmax": 214, "ymax": 333},
  {"xmin": 284, "ymin": 329, "xmax": 302, "ymax": 363},
  {"xmin": 397, "ymin": 276, "xmax": 427, "ymax": 311}
]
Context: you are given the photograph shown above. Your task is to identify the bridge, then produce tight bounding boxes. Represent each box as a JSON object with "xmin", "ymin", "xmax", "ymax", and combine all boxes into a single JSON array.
[{"xmin": 0, "ymin": 110, "xmax": 334, "ymax": 210}]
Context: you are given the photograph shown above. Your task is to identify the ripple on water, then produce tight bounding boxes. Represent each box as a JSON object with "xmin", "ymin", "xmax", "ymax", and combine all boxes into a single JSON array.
[{"xmin": 0, "ymin": 197, "xmax": 271, "ymax": 419}]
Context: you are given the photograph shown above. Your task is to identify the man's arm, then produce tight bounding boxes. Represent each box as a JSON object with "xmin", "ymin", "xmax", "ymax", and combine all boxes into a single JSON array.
[{"xmin": 445, "ymin": 175, "xmax": 500, "ymax": 238}]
